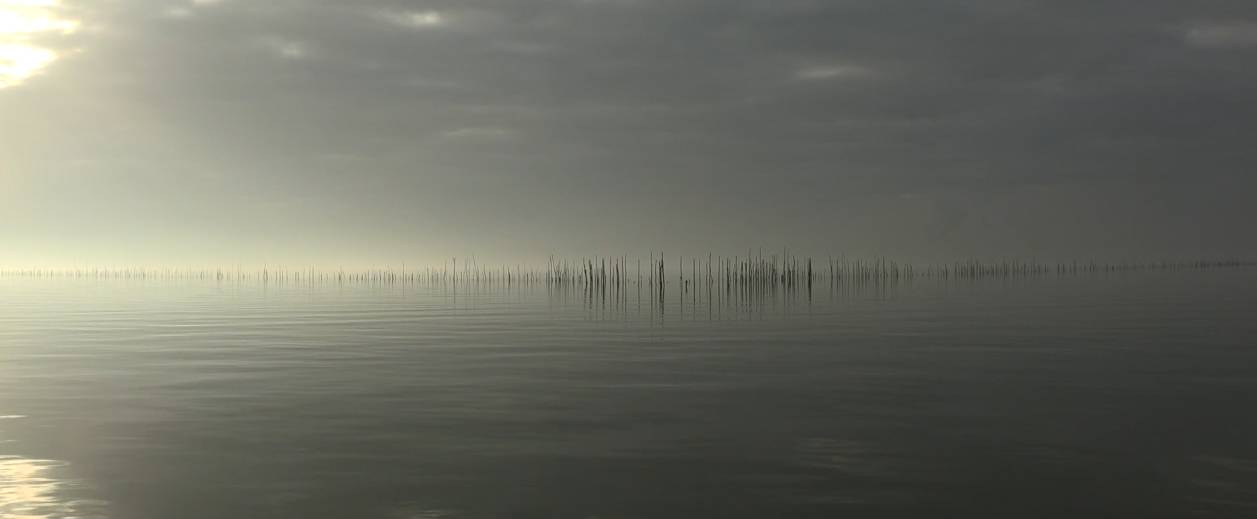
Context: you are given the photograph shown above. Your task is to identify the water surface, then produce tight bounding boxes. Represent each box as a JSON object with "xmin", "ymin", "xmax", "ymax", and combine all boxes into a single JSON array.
[{"xmin": 2, "ymin": 270, "xmax": 1256, "ymax": 518}]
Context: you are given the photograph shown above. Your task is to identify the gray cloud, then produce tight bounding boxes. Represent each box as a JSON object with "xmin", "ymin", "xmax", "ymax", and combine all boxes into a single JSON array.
[
  {"xmin": 2, "ymin": 0, "xmax": 1256, "ymax": 265},
  {"xmin": 1184, "ymin": 20, "xmax": 1257, "ymax": 49}
]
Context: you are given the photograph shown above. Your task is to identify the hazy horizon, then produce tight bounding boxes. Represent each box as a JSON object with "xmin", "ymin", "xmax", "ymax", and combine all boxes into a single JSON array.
[{"xmin": 6, "ymin": 4, "xmax": 1257, "ymax": 516}]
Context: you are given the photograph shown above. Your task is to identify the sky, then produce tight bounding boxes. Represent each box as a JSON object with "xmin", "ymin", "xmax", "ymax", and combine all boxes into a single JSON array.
[{"xmin": 3, "ymin": 0, "xmax": 1256, "ymax": 267}]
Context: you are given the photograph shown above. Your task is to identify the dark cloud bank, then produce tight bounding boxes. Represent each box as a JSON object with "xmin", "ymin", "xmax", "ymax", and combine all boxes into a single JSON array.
[{"xmin": 3, "ymin": 0, "xmax": 1256, "ymax": 265}]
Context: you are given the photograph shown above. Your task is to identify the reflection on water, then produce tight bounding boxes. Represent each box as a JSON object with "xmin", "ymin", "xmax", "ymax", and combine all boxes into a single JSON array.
[
  {"xmin": 1, "ymin": 270, "xmax": 1256, "ymax": 518},
  {"xmin": 0, "ymin": 0, "xmax": 80, "ymax": 88},
  {"xmin": 0, "ymin": 457, "xmax": 105, "ymax": 519},
  {"xmin": 2, "ymin": 457, "xmax": 68, "ymax": 518},
  {"xmin": 1, "ymin": 416, "xmax": 105, "ymax": 519}
]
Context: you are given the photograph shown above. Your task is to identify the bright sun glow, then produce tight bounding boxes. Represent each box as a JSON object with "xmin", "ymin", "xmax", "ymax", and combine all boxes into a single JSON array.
[
  {"xmin": 0, "ymin": 0, "xmax": 79, "ymax": 88},
  {"xmin": 0, "ymin": 455, "xmax": 100, "ymax": 518}
]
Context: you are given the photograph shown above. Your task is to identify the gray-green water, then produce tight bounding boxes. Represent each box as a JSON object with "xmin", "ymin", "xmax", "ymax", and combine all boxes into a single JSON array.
[{"xmin": 3, "ymin": 270, "xmax": 1256, "ymax": 518}]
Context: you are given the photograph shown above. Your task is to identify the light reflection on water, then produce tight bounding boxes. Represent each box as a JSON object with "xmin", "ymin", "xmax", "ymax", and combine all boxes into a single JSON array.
[
  {"xmin": 2, "ymin": 414, "xmax": 105, "ymax": 519},
  {"xmin": 1, "ymin": 456, "xmax": 65, "ymax": 519},
  {"xmin": 0, "ymin": 455, "xmax": 105, "ymax": 519},
  {"xmin": 1, "ymin": 270, "xmax": 1256, "ymax": 518}
]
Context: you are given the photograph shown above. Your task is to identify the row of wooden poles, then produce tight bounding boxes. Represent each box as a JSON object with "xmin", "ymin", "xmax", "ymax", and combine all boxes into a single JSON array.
[{"xmin": 2, "ymin": 257, "xmax": 1253, "ymax": 286}]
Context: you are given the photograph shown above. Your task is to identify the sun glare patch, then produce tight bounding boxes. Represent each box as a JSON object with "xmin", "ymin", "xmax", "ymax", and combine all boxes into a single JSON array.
[{"xmin": 0, "ymin": 0, "xmax": 79, "ymax": 88}]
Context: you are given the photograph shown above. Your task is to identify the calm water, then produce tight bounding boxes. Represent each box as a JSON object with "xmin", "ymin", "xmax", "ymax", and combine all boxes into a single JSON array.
[{"xmin": 3, "ymin": 270, "xmax": 1257, "ymax": 518}]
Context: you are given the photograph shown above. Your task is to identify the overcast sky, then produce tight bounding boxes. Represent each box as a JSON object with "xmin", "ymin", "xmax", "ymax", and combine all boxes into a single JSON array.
[{"xmin": 3, "ymin": 0, "xmax": 1255, "ymax": 266}]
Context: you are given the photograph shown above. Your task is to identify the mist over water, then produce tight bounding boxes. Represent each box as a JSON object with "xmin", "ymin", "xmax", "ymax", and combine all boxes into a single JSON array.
[
  {"xmin": 3, "ymin": 270, "xmax": 1257, "ymax": 518},
  {"xmin": 7, "ymin": 0, "xmax": 1257, "ymax": 516}
]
